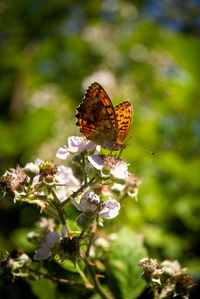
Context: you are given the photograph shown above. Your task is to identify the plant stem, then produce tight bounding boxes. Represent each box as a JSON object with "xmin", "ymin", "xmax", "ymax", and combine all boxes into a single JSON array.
[
  {"xmin": 29, "ymin": 269, "xmax": 94, "ymax": 290},
  {"xmin": 76, "ymin": 263, "xmax": 93, "ymax": 288},
  {"xmin": 85, "ymin": 258, "xmax": 111, "ymax": 299},
  {"xmin": 60, "ymin": 177, "xmax": 97, "ymax": 208},
  {"xmin": 50, "ymin": 189, "xmax": 71, "ymax": 235},
  {"xmin": 81, "ymin": 153, "xmax": 87, "ymax": 184},
  {"xmin": 86, "ymin": 220, "xmax": 97, "ymax": 258}
]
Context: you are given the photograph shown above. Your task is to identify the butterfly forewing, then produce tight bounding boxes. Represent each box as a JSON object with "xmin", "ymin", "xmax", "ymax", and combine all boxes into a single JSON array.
[
  {"xmin": 76, "ymin": 82, "xmax": 133, "ymax": 151},
  {"xmin": 76, "ymin": 82, "xmax": 117, "ymax": 149}
]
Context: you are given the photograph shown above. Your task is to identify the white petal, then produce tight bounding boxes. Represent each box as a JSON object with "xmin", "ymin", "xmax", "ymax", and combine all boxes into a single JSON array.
[
  {"xmin": 68, "ymin": 136, "xmax": 86, "ymax": 153},
  {"xmin": 99, "ymin": 200, "xmax": 120, "ymax": 219},
  {"xmin": 57, "ymin": 165, "xmax": 79, "ymax": 186},
  {"xmin": 94, "ymin": 145, "xmax": 101, "ymax": 154},
  {"xmin": 110, "ymin": 163, "xmax": 129, "ymax": 179},
  {"xmin": 55, "ymin": 166, "xmax": 79, "ymax": 202},
  {"xmin": 70, "ymin": 196, "xmax": 82, "ymax": 211},
  {"xmin": 56, "ymin": 147, "xmax": 71, "ymax": 160},
  {"xmin": 61, "ymin": 225, "xmax": 67, "ymax": 237},
  {"xmin": 34, "ymin": 159, "xmax": 43, "ymax": 166},
  {"xmin": 80, "ymin": 198, "xmax": 98, "ymax": 212},
  {"xmin": 45, "ymin": 231, "xmax": 60, "ymax": 248},
  {"xmin": 87, "ymin": 155, "xmax": 104, "ymax": 170},
  {"xmin": 80, "ymin": 191, "xmax": 100, "ymax": 212},
  {"xmin": 85, "ymin": 140, "xmax": 98, "ymax": 152},
  {"xmin": 33, "ymin": 247, "xmax": 51, "ymax": 261}
]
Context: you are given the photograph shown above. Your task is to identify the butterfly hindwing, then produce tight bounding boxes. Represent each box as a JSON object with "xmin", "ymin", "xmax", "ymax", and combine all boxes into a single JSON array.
[{"xmin": 114, "ymin": 101, "xmax": 132, "ymax": 144}]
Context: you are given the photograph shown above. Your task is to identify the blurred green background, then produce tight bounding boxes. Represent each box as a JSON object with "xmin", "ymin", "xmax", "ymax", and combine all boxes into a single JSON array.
[{"xmin": 0, "ymin": 0, "xmax": 200, "ymax": 298}]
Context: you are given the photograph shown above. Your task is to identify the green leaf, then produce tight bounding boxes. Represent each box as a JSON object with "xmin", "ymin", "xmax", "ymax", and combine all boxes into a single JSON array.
[
  {"xmin": 29, "ymin": 278, "xmax": 56, "ymax": 299},
  {"xmin": 106, "ymin": 227, "xmax": 147, "ymax": 299}
]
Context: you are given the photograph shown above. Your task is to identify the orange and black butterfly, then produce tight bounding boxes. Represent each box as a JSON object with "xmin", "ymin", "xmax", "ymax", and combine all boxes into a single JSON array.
[{"xmin": 76, "ymin": 82, "xmax": 132, "ymax": 153}]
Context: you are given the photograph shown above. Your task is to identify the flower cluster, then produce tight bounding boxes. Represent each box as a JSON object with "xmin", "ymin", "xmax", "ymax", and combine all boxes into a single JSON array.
[
  {"xmin": 139, "ymin": 258, "xmax": 195, "ymax": 299},
  {"xmin": 0, "ymin": 134, "xmax": 145, "ymax": 298},
  {"xmin": 0, "ymin": 165, "xmax": 26, "ymax": 200},
  {"xmin": 0, "ymin": 133, "xmax": 195, "ymax": 299}
]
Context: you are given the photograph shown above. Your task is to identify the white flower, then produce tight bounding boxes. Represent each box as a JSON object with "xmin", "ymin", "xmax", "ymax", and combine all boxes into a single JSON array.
[
  {"xmin": 33, "ymin": 226, "xmax": 67, "ymax": 261},
  {"xmin": 32, "ymin": 161, "xmax": 80, "ymax": 202},
  {"xmin": 70, "ymin": 191, "xmax": 120, "ymax": 219},
  {"xmin": 88, "ymin": 155, "xmax": 129, "ymax": 180},
  {"xmin": 99, "ymin": 200, "xmax": 120, "ymax": 219},
  {"xmin": 71, "ymin": 191, "xmax": 100, "ymax": 213},
  {"xmin": 33, "ymin": 231, "xmax": 60, "ymax": 261},
  {"xmin": 56, "ymin": 147, "xmax": 71, "ymax": 160},
  {"xmin": 56, "ymin": 136, "xmax": 100, "ymax": 160},
  {"xmin": 33, "ymin": 247, "xmax": 51, "ymax": 261},
  {"xmin": 55, "ymin": 165, "xmax": 80, "ymax": 202},
  {"xmin": 44, "ymin": 231, "xmax": 60, "ymax": 248}
]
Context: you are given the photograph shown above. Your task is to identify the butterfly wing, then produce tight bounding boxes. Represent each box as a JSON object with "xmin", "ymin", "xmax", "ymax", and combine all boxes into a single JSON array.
[
  {"xmin": 76, "ymin": 82, "xmax": 118, "ymax": 149},
  {"xmin": 114, "ymin": 101, "xmax": 132, "ymax": 144}
]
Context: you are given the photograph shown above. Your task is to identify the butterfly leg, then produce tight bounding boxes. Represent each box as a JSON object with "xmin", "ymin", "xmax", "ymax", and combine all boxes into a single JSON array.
[{"xmin": 117, "ymin": 143, "xmax": 128, "ymax": 158}]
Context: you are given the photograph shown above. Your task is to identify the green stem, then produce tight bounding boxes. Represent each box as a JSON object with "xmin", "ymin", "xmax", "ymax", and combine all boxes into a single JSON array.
[
  {"xmin": 29, "ymin": 269, "xmax": 94, "ymax": 290},
  {"xmin": 50, "ymin": 189, "xmax": 71, "ymax": 235},
  {"xmin": 85, "ymin": 258, "xmax": 111, "ymax": 299},
  {"xmin": 86, "ymin": 220, "xmax": 97, "ymax": 257},
  {"xmin": 76, "ymin": 263, "xmax": 93, "ymax": 288},
  {"xmin": 81, "ymin": 153, "xmax": 87, "ymax": 184},
  {"xmin": 60, "ymin": 177, "xmax": 97, "ymax": 208}
]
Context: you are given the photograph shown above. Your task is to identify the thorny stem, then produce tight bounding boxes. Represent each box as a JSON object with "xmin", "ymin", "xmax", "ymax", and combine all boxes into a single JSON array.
[
  {"xmin": 86, "ymin": 220, "xmax": 97, "ymax": 258},
  {"xmin": 85, "ymin": 258, "xmax": 111, "ymax": 299},
  {"xmin": 84, "ymin": 219, "xmax": 111, "ymax": 299},
  {"xmin": 76, "ymin": 263, "xmax": 93, "ymax": 288},
  {"xmin": 29, "ymin": 269, "xmax": 94, "ymax": 290},
  {"xmin": 60, "ymin": 177, "xmax": 97, "ymax": 208}
]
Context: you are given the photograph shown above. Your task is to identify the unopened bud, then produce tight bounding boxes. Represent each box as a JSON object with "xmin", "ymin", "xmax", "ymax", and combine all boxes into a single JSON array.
[
  {"xmin": 24, "ymin": 163, "xmax": 40, "ymax": 178},
  {"xmin": 102, "ymin": 166, "xmax": 111, "ymax": 176},
  {"xmin": 76, "ymin": 214, "xmax": 91, "ymax": 228},
  {"xmin": 72, "ymin": 154, "xmax": 82, "ymax": 163}
]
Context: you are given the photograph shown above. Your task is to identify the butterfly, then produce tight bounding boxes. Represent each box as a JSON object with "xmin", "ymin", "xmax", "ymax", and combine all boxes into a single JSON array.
[{"xmin": 76, "ymin": 82, "xmax": 132, "ymax": 154}]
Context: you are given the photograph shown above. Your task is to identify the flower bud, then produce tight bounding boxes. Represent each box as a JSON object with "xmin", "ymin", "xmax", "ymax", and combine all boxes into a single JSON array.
[
  {"xmin": 72, "ymin": 154, "xmax": 82, "ymax": 163},
  {"xmin": 102, "ymin": 166, "xmax": 111, "ymax": 176},
  {"xmin": 24, "ymin": 163, "xmax": 40, "ymax": 178},
  {"xmin": 76, "ymin": 214, "xmax": 92, "ymax": 228}
]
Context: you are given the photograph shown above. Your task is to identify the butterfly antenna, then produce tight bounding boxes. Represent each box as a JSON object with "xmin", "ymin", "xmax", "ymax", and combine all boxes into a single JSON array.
[{"xmin": 131, "ymin": 144, "xmax": 156, "ymax": 156}]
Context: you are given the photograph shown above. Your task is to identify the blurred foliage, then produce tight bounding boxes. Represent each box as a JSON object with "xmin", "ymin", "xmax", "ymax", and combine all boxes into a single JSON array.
[
  {"xmin": 0, "ymin": 0, "xmax": 200, "ymax": 298},
  {"xmin": 106, "ymin": 228, "xmax": 147, "ymax": 299}
]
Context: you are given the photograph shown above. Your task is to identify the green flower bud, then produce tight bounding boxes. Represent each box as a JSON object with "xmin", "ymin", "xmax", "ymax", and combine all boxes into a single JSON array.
[
  {"xmin": 76, "ymin": 214, "xmax": 91, "ymax": 229},
  {"xmin": 72, "ymin": 154, "xmax": 82, "ymax": 163},
  {"xmin": 102, "ymin": 166, "xmax": 111, "ymax": 176}
]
